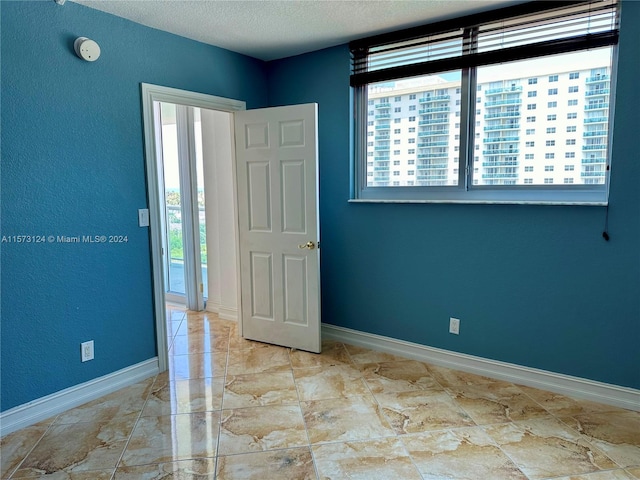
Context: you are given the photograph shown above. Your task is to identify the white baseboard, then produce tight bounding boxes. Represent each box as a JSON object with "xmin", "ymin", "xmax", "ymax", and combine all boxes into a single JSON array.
[
  {"xmin": 206, "ymin": 302, "xmax": 237, "ymax": 321},
  {"xmin": 0, "ymin": 358, "xmax": 159, "ymax": 437},
  {"xmin": 322, "ymin": 324, "xmax": 640, "ymax": 412}
]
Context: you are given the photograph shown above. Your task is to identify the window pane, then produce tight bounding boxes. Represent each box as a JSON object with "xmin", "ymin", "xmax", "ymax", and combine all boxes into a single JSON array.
[
  {"xmin": 473, "ymin": 48, "xmax": 612, "ymax": 186},
  {"xmin": 367, "ymin": 72, "xmax": 461, "ymax": 187}
]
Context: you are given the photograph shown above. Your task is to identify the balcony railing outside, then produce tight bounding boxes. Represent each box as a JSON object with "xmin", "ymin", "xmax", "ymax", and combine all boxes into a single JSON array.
[
  {"xmin": 419, "ymin": 95, "xmax": 450, "ymax": 103},
  {"xmin": 485, "ymin": 86, "xmax": 523, "ymax": 95},
  {"xmin": 586, "ymin": 75, "xmax": 610, "ymax": 83},
  {"xmin": 484, "ymin": 124, "xmax": 520, "ymax": 131},
  {"xmin": 484, "ymin": 111, "xmax": 520, "ymax": 119},
  {"xmin": 418, "ymin": 130, "xmax": 449, "ymax": 137}
]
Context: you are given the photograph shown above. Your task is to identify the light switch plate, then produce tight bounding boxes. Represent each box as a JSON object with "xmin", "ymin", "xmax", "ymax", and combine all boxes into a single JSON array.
[{"xmin": 138, "ymin": 208, "xmax": 149, "ymax": 227}]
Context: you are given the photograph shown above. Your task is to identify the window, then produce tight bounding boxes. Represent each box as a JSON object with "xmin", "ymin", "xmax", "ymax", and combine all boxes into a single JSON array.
[
  {"xmin": 567, "ymin": 112, "xmax": 577, "ymax": 119},
  {"xmin": 525, "ymin": 166, "xmax": 534, "ymax": 172},
  {"xmin": 566, "ymin": 139, "xmax": 576, "ymax": 145},
  {"xmin": 568, "ymin": 99, "xmax": 578, "ymax": 106},
  {"xmin": 565, "ymin": 152, "xmax": 576, "ymax": 158},
  {"xmin": 568, "ymin": 86, "xmax": 579, "ymax": 93},
  {"xmin": 545, "ymin": 165, "xmax": 554, "ymax": 171},
  {"xmin": 352, "ymin": 0, "xmax": 618, "ymax": 203},
  {"xmin": 567, "ymin": 126, "xmax": 577, "ymax": 133},
  {"xmin": 394, "ymin": 96, "xmax": 402, "ymax": 102},
  {"xmin": 569, "ymin": 72, "xmax": 580, "ymax": 79},
  {"xmin": 565, "ymin": 165, "xmax": 575, "ymax": 171},
  {"xmin": 564, "ymin": 178, "xmax": 574, "ymax": 184},
  {"xmin": 409, "ymin": 105, "xmax": 416, "ymax": 111},
  {"xmin": 394, "ymin": 107, "xmax": 401, "ymax": 112},
  {"xmin": 394, "ymin": 129, "xmax": 401, "ymax": 134},
  {"xmin": 409, "ymin": 94, "xmax": 416, "ymax": 100},
  {"xmin": 524, "ymin": 178, "xmax": 533, "ymax": 184}
]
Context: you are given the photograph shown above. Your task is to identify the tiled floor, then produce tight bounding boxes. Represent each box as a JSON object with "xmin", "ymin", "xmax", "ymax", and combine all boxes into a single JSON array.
[{"xmin": 2, "ymin": 305, "xmax": 639, "ymax": 479}]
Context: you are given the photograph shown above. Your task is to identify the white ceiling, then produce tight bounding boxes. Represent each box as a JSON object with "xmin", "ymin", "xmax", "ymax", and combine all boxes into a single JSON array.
[{"xmin": 72, "ymin": 0, "xmax": 522, "ymax": 61}]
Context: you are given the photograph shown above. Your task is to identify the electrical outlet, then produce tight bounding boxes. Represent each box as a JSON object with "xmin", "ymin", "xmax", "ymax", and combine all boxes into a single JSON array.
[
  {"xmin": 81, "ymin": 340, "xmax": 94, "ymax": 362},
  {"xmin": 449, "ymin": 317, "xmax": 460, "ymax": 335}
]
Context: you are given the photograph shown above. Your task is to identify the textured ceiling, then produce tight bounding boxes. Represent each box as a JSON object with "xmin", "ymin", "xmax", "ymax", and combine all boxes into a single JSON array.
[{"xmin": 71, "ymin": 0, "xmax": 521, "ymax": 61}]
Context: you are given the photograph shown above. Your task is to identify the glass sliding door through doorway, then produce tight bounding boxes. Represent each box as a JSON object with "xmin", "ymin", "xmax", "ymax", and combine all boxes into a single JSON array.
[{"xmin": 155, "ymin": 102, "xmax": 207, "ymax": 311}]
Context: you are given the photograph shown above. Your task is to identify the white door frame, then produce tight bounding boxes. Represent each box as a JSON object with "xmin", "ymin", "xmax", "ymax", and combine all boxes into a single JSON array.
[{"xmin": 141, "ymin": 83, "xmax": 245, "ymax": 372}]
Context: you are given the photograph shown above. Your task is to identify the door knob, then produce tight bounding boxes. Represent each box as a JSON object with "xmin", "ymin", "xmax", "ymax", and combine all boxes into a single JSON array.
[{"xmin": 298, "ymin": 241, "xmax": 316, "ymax": 250}]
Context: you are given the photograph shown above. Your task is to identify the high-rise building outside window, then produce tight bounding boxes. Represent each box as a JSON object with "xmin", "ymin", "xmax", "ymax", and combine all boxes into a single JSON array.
[{"xmin": 352, "ymin": 0, "xmax": 619, "ymax": 203}]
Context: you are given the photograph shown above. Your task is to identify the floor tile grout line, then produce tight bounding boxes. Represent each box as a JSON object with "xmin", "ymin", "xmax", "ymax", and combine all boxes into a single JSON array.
[
  {"xmin": 109, "ymin": 372, "xmax": 160, "ymax": 479},
  {"xmin": 213, "ymin": 320, "xmax": 233, "ymax": 478},
  {"xmin": 474, "ymin": 422, "xmax": 533, "ymax": 480},
  {"xmin": 4, "ymin": 418, "xmax": 58, "ymax": 480},
  {"xmin": 288, "ymin": 351, "xmax": 321, "ymax": 480}
]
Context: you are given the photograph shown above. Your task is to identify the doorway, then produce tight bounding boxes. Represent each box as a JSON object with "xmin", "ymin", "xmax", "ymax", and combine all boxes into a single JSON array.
[
  {"xmin": 142, "ymin": 84, "xmax": 322, "ymax": 372},
  {"xmin": 141, "ymin": 84, "xmax": 246, "ymax": 371}
]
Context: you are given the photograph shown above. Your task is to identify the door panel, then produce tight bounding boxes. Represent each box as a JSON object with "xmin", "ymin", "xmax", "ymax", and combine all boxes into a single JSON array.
[
  {"xmin": 235, "ymin": 103, "xmax": 320, "ymax": 353},
  {"xmin": 283, "ymin": 254, "xmax": 308, "ymax": 326},
  {"xmin": 247, "ymin": 162, "xmax": 272, "ymax": 232},
  {"xmin": 281, "ymin": 161, "xmax": 306, "ymax": 234},
  {"xmin": 250, "ymin": 252, "xmax": 274, "ymax": 319}
]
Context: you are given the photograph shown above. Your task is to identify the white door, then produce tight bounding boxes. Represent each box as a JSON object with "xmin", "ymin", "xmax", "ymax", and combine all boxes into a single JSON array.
[{"xmin": 235, "ymin": 103, "xmax": 320, "ymax": 353}]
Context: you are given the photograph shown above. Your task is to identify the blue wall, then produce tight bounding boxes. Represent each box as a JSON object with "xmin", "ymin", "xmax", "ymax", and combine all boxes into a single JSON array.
[
  {"xmin": 266, "ymin": 3, "xmax": 640, "ymax": 389},
  {"xmin": 1, "ymin": 0, "xmax": 268, "ymax": 411},
  {"xmin": 2, "ymin": 0, "xmax": 637, "ymax": 414}
]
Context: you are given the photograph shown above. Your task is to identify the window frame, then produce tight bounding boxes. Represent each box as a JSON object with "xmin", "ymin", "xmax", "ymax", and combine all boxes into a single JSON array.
[{"xmin": 350, "ymin": 0, "xmax": 619, "ymax": 205}]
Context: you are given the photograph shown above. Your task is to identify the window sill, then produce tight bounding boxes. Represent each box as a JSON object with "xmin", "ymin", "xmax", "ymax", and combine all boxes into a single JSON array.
[{"xmin": 349, "ymin": 198, "xmax": 607, "ymax": 206}]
